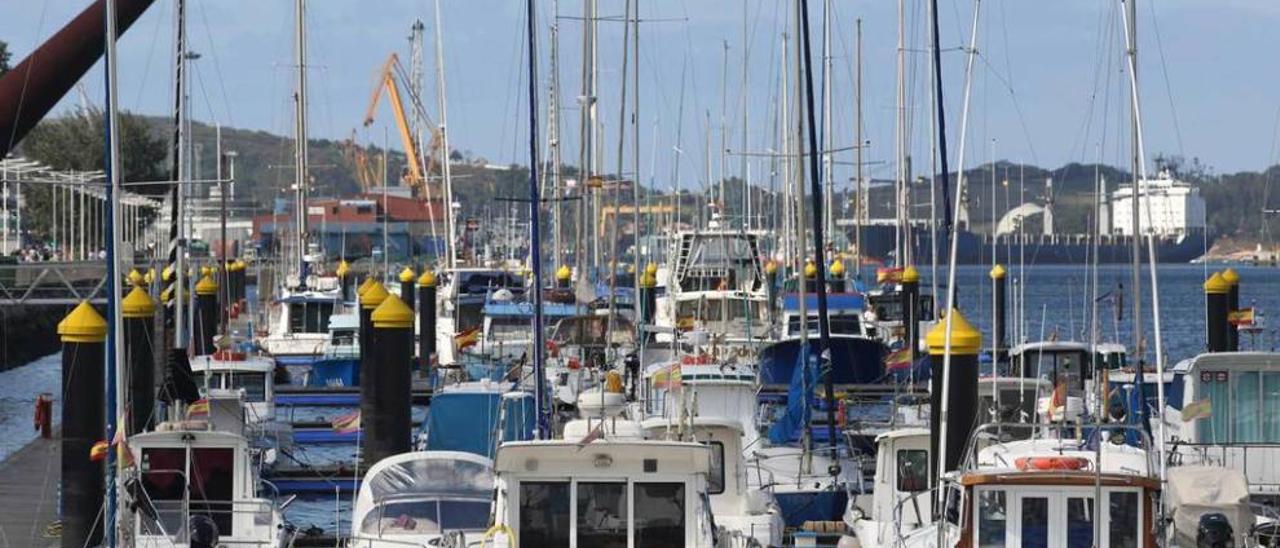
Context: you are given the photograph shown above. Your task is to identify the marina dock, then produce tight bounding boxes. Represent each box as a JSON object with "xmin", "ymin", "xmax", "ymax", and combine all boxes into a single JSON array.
[{"xmin": 0, "ymin": 435, "xmax": 60, "ymax": 548}]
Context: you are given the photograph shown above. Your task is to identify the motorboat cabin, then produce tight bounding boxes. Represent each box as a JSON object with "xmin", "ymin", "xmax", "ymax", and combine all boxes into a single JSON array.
[
  {"xmin": 191, "ymin": 352, "xmax": 277, "ymax": 424},
  {"xmin": 348, "ymin": 451, "xmax": 494, "ymax": 547},
  {"xmin": 306, "ymin": 313, "xmax": 360, "ymax": 387},
  {"xmin": 779, "ymin": 292, "xmax": 870, "ymax": 339},
  {"xmin": 128, "ymin": 427, "xmax": 288, "ymax": 547},
  {"xmin": 259, "ymin": 289, "xmax": 340, "ymax": 370},
  {"xmin": 491, "ymin": 439, "xmax": 717, "ymax": 547}
]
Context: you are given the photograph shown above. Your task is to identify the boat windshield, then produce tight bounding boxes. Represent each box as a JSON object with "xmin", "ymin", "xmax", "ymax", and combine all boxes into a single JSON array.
[
  {"xmin": 193, "ymin": 371, "xmax": 268, "ymax": 402},
  {"xmin": 1018, "ymin": 350, "xmax": 1090, "ymax": 393},
  {"xmin": 137, "ymin": 447, "xmax": 236, "ymax": 537},
  {"xmin": 786, "ymin": 314, "xmax": 862, "ymax": 336},
  {"xmin": 551, "ymin": 315, "xmax": 636, "ymax": 347},
  {"xmin": 488, "ymin": 317, "xmax": 533, "ymax": 342},
  {"xmin": 676, "ymin": 298, "xmax": 764, "ymax": 331},
  {"xmin": 289, "ymin": 300, "xmax": 335, "ymax": 334},
  {"xmin": 361, "ymin": 498, "xmax": 490, "ymax": 535}
]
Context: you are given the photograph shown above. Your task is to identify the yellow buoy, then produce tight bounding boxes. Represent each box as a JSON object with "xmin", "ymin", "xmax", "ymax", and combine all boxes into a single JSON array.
[
  {"xmin": 195, "ymin": 274, "xmax": 218, "ymax": 295},
  {"xmin": 803, "ymin": 260, "xmax": 818, "ymax": 278},
  {"xmin": 372, "ymin": 294, "xmax": 414, "ymax": 328},
  {"xmin": 645, "ymin": 262, "xmax": 658, "ymax": 275},
  {"xmin": 418, "ymin": 269, "xmax": 437, "ymax": 287},
  {"xmin": 556, "ymin": 265, "xmax": 572, "ymax": 281},
  {"xmin": 399, "ymin": 266, "xmax": 416, "ymax": 283},
  {"xmin": 336, "ymin": 259, "xmax": 350, "ymax": 278},
  {"xmin": 361, "ymin": 280, "xmax": 389, "ymax": 309},
  {"xmin": 902, "ymin": 265, "xmax": 920, "ymax": 284},
  {"xmin": 829, "ymin": 259, "xmax": 846, "ymax": 277},
  {"xmin": 1222, "ymin": 267, "xmax": 1239, "ymax": 286},
  {"xmin": 122, "ymin": 286, "xmax": 156, "ymax": 318},
  {"xmin": 1204, "ymin": 272, "xmax": 1230, "ymax": 295},
  {"xmin": 989, "ymin": 264, "xmax": 1006, "ymax": 280}
]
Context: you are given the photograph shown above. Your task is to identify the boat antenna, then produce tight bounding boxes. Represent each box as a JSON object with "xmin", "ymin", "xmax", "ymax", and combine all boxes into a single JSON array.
[
  {"xmin": 525, "ymin": 0, "xmax": 550, "ymax": 438},
  {"xmin": 795, "ymin": 0, "xmax": 837, "ymax": 465}
]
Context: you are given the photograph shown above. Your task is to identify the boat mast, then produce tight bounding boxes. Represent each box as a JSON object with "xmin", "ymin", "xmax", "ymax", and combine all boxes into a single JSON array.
[
  {"xmin": 895, "ymin": 0, "xmax": 908, "ymax": 265},
  {"xmin": 854, "ymin": 19, "xmax": 863, "ymax": 278},
  {"xmin": 292, "ymin": 0, "xmax": 309, "ymax": 285},
  {"xmin": 103, "ymin": 0, "xmax": 126, "ymax": 542},
  {"xmin": 170, "ymin": 0, "xmax": 188, "ymax": 348},
  {"xmin": 796, "ymin": 0, "xmax": 837, "ymax": 464},
  {"xmin": 549, "ymin": 0, "xmax": 563, "ymax": 267},
  {"xmin": 524, "ymin": 0, "xmax": 550, "ymax": 439},
  {"xmin": 821, "ymin": 0, "xmax": 833, "ymax": 241},
  {"xmin": 1126, "ymin": 0, "xmax": 1143, "ymax": 372},
  {"xmin": 433, "ymin": 0, "xmax": 457, "ymax": 270}
]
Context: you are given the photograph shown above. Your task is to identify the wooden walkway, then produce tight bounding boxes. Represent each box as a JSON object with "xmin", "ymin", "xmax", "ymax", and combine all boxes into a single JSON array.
[{"xmin": 0, "ymin": 435, "xmax": 61, "ymax": 548}]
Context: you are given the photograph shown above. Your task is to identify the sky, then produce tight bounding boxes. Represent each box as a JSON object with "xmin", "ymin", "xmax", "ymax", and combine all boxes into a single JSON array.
[{"xmin": 4, "ymin": 0, "xmax": 1280, "ymax": 195}]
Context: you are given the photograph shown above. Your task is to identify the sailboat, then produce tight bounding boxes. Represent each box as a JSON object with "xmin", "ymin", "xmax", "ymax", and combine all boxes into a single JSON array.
[{"xmin": 256, "ymin": 0, "xmax": 343, "ymax": 377}]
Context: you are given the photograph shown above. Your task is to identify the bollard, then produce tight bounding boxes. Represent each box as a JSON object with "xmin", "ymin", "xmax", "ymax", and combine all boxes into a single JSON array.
[
  {"xmin": 1205, "ymin": 272, "xmax": 1230, "ymax": 353},
  {"xmin": 399, "ymin": 266, "xmax": 416, "ymax": 312},
  {"xmin": 337, "ymin": 259, "xmax": 352, "ymax": 302},
  {"xmin": 639, "ymin": 266, "xmax": 657, "ymax": 325},
  {"xmin": 35, "ymin": 393, "xmax": 53, "ymax": 439},
  {"xmin": 927, "ymin": 308, "xmax": 981, "ymax": 487},
  {"xmin": 58, "ymin": 301, "xmax": 107, "ymax": 548},
  {"xmin": 829, "ymin": 258, "xmax": 846, "ymax": 292},
  {"xmin": 359, "ymin": 280, "xmax": 389, "ymax": 394},
  {"xmin": 902, "ymin": 266, "xmax": 920, "ymax": 363},
  {"xmin": 1223, "ymin": 267, "xmax": 1240, "ymax": 351},
  {"xmin": 990, "ymin": 264, "xmax": 1007, "ymax": 361},
  {"xmin": 123, "ymin": 285, "xmax": 156, "ymax": 434},
  {"xmin": 418, "ymin": 270, "xmax": 437, "ymax": 369},
  {"xmin": 194, "ymin": 273, "xmax": 219, "ymax": 355},
  {"xmin": 556, "ymin": 265, "xmax": 572, "ymax": 289},
  {"xmin": 365, "ymin": 294, "xmax": 414, "ymax": 465}
]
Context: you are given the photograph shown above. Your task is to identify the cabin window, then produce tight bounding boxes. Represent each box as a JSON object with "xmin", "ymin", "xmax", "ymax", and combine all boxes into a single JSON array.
[
  {"xmin": 707, "ymin": 442, "xmax": 725, "ymax": 494},
  {"xmin": 289, "ymin": 301, "xmax": 335, "ymax": 333},
  {"xmin": 138, "ymin": 448, "xmax": 190, "ymax": 535},
  {"xmin": 332, "ymin": 329, "xmax": 356, "ymax": 347},
  {"xmin": 896, "ymin": 449, "xmax": 929, "ymax": 492},
  {"xmin": 1066, "ymin": 497, "xmax": 1095, "ymax": 548},
  {"xmin": 1199, "ymin": 370, "xmax": 1280, "ymax": 443},
  {"xmin": 576, "ymin": 482, "xmax": 628, "ymax": 548},
  {"xmin": 227, "ymin": 372, "xmax": 267, "ymax": 402},
  {"xmin": 1109, "ymin": 492, "xmax": 1139, "ymax": 548},
  {"xmin": 1020, "ymin": 496, "xmax": 1049, "ymax": 548},
  {"xmin": 976, "ymin": 490, "xmax": 1007, "ymax": 548},
  {"xmin": 519, "ymin": 482, "xmax": 570, "ymax": 547},
  {"xmin": 634, "ymin": 482, "xmax": 686, "ymax": 547}
]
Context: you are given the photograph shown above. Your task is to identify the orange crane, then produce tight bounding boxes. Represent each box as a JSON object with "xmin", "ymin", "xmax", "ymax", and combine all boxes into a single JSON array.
[
  {"xmin": 363, "ymin": 53, "xmax": 442, "ymax": 195},
  {"xmin": 340, "ymin": 129, "xmax": 378, "ymax": 192}
]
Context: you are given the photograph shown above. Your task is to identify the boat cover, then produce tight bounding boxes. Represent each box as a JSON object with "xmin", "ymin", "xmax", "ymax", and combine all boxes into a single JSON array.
[{"xmin": 1166, "ymin": 465, "xmax": 1254, "ymax": 546}]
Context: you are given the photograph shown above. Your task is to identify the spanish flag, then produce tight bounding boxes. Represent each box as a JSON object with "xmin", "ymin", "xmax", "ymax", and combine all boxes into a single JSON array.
[
  {"xmin": 331, "ymin": 410, "xmax": 361, "ymax": 434},
  {"xmin": 1229, "ymin": 308, "xmax": 1255, "ymax": 326},
  {"xmin": 186, "ymin": 398, "xmax": 210, "ymax": 419},
  {"xmin": 1181, "ymin": 398, "xmax": 1213, "ymax": 422},
  {"xmin": 876, "ymin": 267, "xmax": 904, "ymax": 284},
  {"xmin": 885, "ymin": 348, "xmax": 912, "ymax": 371},
  {"xmin": 454, "ymin": 327, "xmax": 480, "ymax": 351},
  {"xmin": 112, "ymin": 425, "xmax": 136, "ymax": 468},
  {"xmin": 89, "ymin": 440, "xmax": 109, "ymax": 462}
]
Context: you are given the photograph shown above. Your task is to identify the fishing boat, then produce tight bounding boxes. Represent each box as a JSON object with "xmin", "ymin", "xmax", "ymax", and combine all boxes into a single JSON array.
[
  {"xmin": 125, "ymin": 403, "xmax": 292, "ymax": 547},
  {"xmin": 488, "ymin": 438, "xmax": 719, "ymax": 546},
  {"xmin": 259, "ymin": 286, "xmax": 341, "ymax": 377},
  {"xmin": 191, "ymin": 351, "xmax": 277, "ymax": 425},
  {"xmin": 304, "ymin": 312, "xmax": 360, "ymax": 387},
  {"xmin": 843, "ymin": 422, "xmax": 1161, "ymax": 548}
]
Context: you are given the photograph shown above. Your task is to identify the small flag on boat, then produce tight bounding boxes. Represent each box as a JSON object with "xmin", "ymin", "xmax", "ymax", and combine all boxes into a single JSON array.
[
  {"xmin": 876, "ymin": 267, "xmax": 904, "ymax": 284},
  {"xmin": 112, "ymin": 421, "xmax": 136, "ymax": 468},
  {"xmin": 885, "ymin": 348, "xmax": 912, "ymax": 370},
  {"xmin": 652, "ymin": 364, "xmax": 682, "ymax": 389},
  {"xmin": 1229, "ymin": 308, "xmax": 1255, "ymax": 326},
  {"xmin": 1047, "ymin": 381, "xmax": 1068, "ymax": 421},
  {"xmin": 1181, "ymin": 398, "xmax": 1213, "ymax": 422},
  {"xmin": 89, "ymin": 440, "xmax": 109, "ymax": 462},
  {"xmin": 454, "ymin": 327, "xmax": 480, "ymax": 350},
  {"xmin": 331, "ymin": 410, "xmax": 361, "ymax": 434},
  {"xmin": 186, "ymin": 399, "xmax": 210, "ymax": 419},
  {"xmin": 577, "ymin": 421, "xmax": 606, "ymax": 447}
]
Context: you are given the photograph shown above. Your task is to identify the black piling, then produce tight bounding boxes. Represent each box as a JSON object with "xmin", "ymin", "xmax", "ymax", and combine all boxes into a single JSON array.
[
  {"xmin": 828, "ymin": 259, "xmax": 846, "ymax": 292},
  {"xmin": 990, "ymin": 264, "xmax": 1007, "ymax": 360},
  {"xmin": 1206, "ymin": 271, "xmax": 1230, "ymax": 353},
  {"xmin": 399, "ymin": 266, "xmax": 416, "ymax": 312},
  {"xmin": 556, "ymin": 265, "xmax": 571, "ymax": 289},
  {"xmin": 123, "ymin": 285, "xmax": 156, "ymax": 434},
  {"xmin": 337, "ymin": 260, "xmax": 352, "ymax": 302},
  {"xmin": 902, "ymin": 266, "xmax": 921, "ymax": 363},
  {"xmin": 194, "ymin": 272, "xmax": 219, "ymax": 355},
  {"xmin": 418, "ymin": 270, "xmax": 437, "ymax": 368},
  {"xmin": 1224, "ymin": 267, "xmax": 1240, "ymax": 351},
  {"xmin": 359, "ymin": 280, "xmax": 389, "ymax": 413},
  {"xmin": 639, "ymin": 266, "xmax": 656, "ymax": 325},
  {"xmin": 57, "ymin": 301, "xmax": 106, "ymax": 548},
  {"xmin": 927, "ymin": 308, "xmax": 981, "ymax": 488},
  {"xmin": 365, "ymin": 294, "xmax": 414, "ymax": 465}
]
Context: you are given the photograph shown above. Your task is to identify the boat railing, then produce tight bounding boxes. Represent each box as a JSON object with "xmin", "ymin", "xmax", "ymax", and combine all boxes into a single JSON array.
[
  {"xmin": 134, "ymin": 489, "xmax": 281, "ymax": 545},
  {"xmin": 961, "ymin": 421, "xmax": 1158, "ymax": 478},
  {"xmin": 1168, "ymin": 441, "xmax": 1280, "ymax": 493}
]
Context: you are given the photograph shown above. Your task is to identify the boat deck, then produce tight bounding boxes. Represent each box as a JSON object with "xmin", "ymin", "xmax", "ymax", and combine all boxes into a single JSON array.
[{"xmin": 0, "ymin": 435, "xmax": 61, "ymax": 548}]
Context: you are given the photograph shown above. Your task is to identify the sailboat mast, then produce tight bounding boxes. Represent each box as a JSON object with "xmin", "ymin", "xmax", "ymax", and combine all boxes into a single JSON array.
[
  {"xmin": 524, "ymin": 0, "xmax": 549, "ymax": 439},
  {"xmin": 854, "ymin": 19, "xmax": 863, "ymax": 277},
  {"xmin": 549, "ymin": 0, "xmax": 563, "ymax": 266},
  {"xmin": 796, "ymin": 0, "xmax": 837, "ymax": 462},
  {"xmin": 103, "ymin": 0, "xmax": 126, "ymax": 542},
  {"xmin": 1126, "ymin": 0, "xmax": 1143, "ymax": 366},
  {"xmin": 292, "ymin": 0, "xmax": 309, "ymax": 283},
  {"xmin": 433, "ymin": 0, "xmax": 457, "ymax": 270},
  {"xmin": 895, "ymin": 0, "xmax": 908, "ymax": 265},
  {"xmin": 821, "ymin": 0, "xmax": 833, "ymax": 240}
]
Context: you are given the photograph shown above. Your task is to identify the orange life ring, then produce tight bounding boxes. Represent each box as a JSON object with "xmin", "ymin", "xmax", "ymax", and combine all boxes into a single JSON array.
[{"xmin": 1014, "ymin": 456, "xmax": 1090, "ymax": 472}]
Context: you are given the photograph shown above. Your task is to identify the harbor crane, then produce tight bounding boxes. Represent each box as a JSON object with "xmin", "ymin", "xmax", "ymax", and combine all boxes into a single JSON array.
[{"xmin": 362, "ymin": 53, "xmax": 443, "ymax": 196}]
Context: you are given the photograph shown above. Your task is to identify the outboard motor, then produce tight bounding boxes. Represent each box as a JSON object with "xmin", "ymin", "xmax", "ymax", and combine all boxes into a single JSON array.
[
  {"xmin": 189, "ymin": 515, "xmax": 220, "ymax": 548},
  {"xmin": 1197, "ymin": 513, "xmax": 1234, "ymax": 548}
]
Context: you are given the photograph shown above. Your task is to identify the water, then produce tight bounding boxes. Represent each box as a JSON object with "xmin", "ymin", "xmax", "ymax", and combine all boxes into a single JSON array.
[
  {"xmin": 910, "ymin": 264, "xmax": 1280, "ymax": 362},
  {"xmin": 0, "ymin": 353, "xmax": 62, "ymax": 461}
]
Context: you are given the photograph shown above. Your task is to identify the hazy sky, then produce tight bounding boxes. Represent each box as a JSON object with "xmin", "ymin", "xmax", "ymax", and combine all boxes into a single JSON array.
[{"xmin": 4, "ymin": 0, "xmax": 1280, "ymax": 193}]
